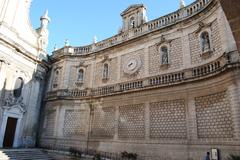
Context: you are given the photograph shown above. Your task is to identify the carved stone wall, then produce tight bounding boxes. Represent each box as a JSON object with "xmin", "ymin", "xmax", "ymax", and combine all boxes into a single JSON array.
[
  {"xmin": 63, "ymin": 109, "xmax": 86, "ymax": 137},
  {"xmin": 189, "ymin": 19, "xmax": 223, "ymax": 65},
  {"xmin": 69, "ymin": 65, "xmax": 91, "ymax": 89},
  {"xmin": 118, "ymin": 104, "xmax": 145, "ymax": 139},
  {"xmin": 120, "ymin": 49, "xmax": 145, "ymax": 81},
  {"xmin": 91, "ymin": 106, "xmax": 115, "ymax": 138},
  {"xmin": 148, "ymin": 38, "xmax": 183, "ymax": 75},
  {"xmin": 95, "ymin": 57, "xmax": 118, "ymax": 86},
  {"xmin": 168, "ymin": 38, "xmax": 184, "ymax": 70},
  {"xmin": 211, "ymin": 20, "xmax": 223, "ymax": 57},
  {"xmin": 195, "ymin": 91, "xmax": 234, "ymax": 139},
  {"xmin": 150, "ymin": 99, "xmax": 187, "ymax": 139},
  {"xmin": 43, "ymin": 110, "xmax": 56, "ymax": 137}
]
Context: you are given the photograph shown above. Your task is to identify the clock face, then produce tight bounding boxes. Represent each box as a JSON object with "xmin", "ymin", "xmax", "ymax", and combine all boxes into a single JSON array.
[
  {"xmin": 123, "ymin": 56, "xmax": 141, "ymax": 75},
  {"xmin": 127, "ymin": 59, "xmax": 137, "ymax": 71}
]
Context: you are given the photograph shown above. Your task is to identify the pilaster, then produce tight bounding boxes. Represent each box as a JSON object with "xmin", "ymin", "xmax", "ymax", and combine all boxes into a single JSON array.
[
  {"xmin": 181, "ymin": 30, "xmax": 191, "ymax": 68},
  {"xmin": 144, "ymin": 102, "xmax": 150, "ymax": 140},
  {"xmin": 56, "ymin": 106, "xmax": 65, "ymax": 138},
  {"xmin": 186, "ymin": 95, "xmax": 198, "ymax": 142},
  {"xmin": 117, "ymin": 56, "xmax": 121, "ymax": 81},
  {"xmin": 62, "ymin": 61, "xmax": 71, "ymax": 89},
  {"xmin": 228, "ymin": 81, "xmax": 240, "ymax": 139},
  {"xmin": 114, "ymin": 106, "xmax": 119, "ymax": 140}
]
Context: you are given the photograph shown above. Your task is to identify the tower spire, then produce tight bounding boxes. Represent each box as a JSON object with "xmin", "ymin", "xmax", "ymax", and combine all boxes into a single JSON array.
[{"xmin": 180, "ymin": 0, "xmax": 186, "ymax": 9}]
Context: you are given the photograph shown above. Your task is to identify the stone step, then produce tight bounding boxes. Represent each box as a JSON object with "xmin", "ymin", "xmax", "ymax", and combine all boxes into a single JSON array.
[{"xmin": 0, "ymin": 148, "xmax": 54, "ymax": 160}]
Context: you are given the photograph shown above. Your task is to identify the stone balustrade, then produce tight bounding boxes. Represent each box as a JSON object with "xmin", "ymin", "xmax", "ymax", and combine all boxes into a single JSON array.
[
  {"xmin": 45, "ymin": 51, "xmax": 239, "ymax": 100},
  {"xmin": 119, "ymin": 80, "xmax": 143, "ymax": 91},
  {"xmin": 92, "ymin": 85, "xmax": 115, "ymax": 96},
  {"xmin": 52, "ymin": 0, "xmax": 214, "ymax": 57},
  {"xmin": 148, "ymin": 0, "xmax": 211, "ymax": 31},
  {"xmin": 192, "ymin": 59, "xmax": 221, "ymax": 77},
  {"xmin": 73, "ymin": 45, "xmax": 92, "ymax": 54},
  {"xmin": 149, "ymin": 72, "xmax": 185, "ymax": 86}
]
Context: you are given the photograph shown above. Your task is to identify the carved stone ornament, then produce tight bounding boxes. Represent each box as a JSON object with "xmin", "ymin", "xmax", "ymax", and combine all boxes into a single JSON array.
[
  {"xmin": 195, "ymin": 21, "xmax": 213, "ymax": 34},
  {"xmin": 155, "ymin": 35, "xmax": 172, "ymax": 48},
  {"xmin": 2, "ymin": 94, "xmax": 26, "ymax": 113},
  {"xmin": 53, "ymin": 66, "xmax": 63, "ymax": 71},
  {"xmin": 34, "ymin": 70, "xmax": 45, "ymax": 80},
  {"xmin": 101, "ymin": 55, "xmax": 111, "ymax": 63},
  {"xmin": 75, "ymin": 61, "xmax": 87, "ymax": 68},
  {"xmin": 123, "ymin": 56, "xmax": 142, "ymax": 75}
]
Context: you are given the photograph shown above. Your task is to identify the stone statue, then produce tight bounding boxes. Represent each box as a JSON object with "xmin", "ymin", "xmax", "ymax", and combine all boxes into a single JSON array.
[
  {"xmin": 161, "ymin": 47, "xmax": 169, "ymax": 64},
  {"xmin": 201, "ymin": 32, "xmax": 211, "ymax": 52},
  {"xmin": 93, "ymin": 36, "xmax": 97, "ymax": 44},
  {"xmin": 180, "ymin": 0, "xmax": 186, "ymax": 9}
]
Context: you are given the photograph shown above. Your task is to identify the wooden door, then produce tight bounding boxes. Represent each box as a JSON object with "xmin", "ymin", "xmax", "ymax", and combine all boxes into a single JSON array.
[{"xmin": 3, "ymin": 117, "xmax": 18, "ymax": 148}]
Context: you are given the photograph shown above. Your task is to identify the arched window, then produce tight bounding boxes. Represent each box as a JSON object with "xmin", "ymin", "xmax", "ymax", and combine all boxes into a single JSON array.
[
  {"xmin": 200, "ymin": 31, "xmax": 211, "ymax": 52},
  {"xmin": 13, "ymin": 77, "xmax": 24, "ymax": 98},
  {"xmin": 54, "ymin": 70, "xmax": 59, "ymax": 81},
  {"xmin": 160, "ymin": 46, "xmax": 169, "ymax": 65},
  {"xmin": 103, "ymin": 63, "xmax": 109, "ymax": 79},
  {"xmin": 77, "ymin": 69, "xmax": 84, "ymax": 82},
  {"xmin": 130, "ymin": 17, "xmax": 135, "ymax": 28}
]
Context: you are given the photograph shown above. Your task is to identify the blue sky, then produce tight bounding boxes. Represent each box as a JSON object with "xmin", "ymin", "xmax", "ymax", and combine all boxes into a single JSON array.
[{"xmin": 30, "ymin": 0, "xmax": 195, "ymax": 54}]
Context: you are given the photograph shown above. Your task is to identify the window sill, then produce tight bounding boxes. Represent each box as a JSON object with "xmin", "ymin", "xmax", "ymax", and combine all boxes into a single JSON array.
[
  {"xmin": 75, "ymin": 81, "xmax": 84, "ymax": 86},
  {"xmin": 102, "ymin": 77, "xmax": 109, "ymax": 82},
  {"xmin": 160, "ymin": 63, "xmax": 170, "ymax": 69},
  {"xmin": 201, "ymin": 50, "xmax": 212, "ymax": 59}
]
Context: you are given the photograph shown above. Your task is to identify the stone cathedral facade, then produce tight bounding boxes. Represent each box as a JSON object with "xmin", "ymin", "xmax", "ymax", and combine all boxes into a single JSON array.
[
  {"xmin": 1, "ymin": 0, "xmax": 240, "ymax": 160},
  {"xmin": 0, "ymin": 0, "xmax": 49, "ymax": 148}
]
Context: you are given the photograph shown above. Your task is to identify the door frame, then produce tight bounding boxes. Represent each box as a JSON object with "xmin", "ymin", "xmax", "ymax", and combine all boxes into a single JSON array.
[{"xmin": 0, "ymin": 105, "xmax": 25, "ymax": 148}]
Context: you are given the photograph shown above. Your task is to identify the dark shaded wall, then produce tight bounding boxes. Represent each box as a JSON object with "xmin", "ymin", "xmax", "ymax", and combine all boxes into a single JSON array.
[{"xmin": 219, "ymin": 0, "xmax": 240, "ymax": 52}]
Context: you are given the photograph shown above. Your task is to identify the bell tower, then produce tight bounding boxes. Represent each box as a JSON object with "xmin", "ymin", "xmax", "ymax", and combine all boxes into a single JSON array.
[{"xmin": 121, "ymin": 4, "xmax": 148, "ymax": 32}]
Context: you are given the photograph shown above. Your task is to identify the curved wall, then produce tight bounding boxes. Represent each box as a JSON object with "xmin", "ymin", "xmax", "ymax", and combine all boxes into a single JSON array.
[{"xmin": 39, "ymin": 0, "xmax": 240, "ymax": 159}]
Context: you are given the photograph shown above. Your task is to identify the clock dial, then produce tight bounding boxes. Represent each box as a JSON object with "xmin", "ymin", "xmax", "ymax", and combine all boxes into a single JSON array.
[
  {"xmin": 127, "ymin": 59, "xmax": 137, "ymax": 70},
  {"xmin": 123, "ymin": 56, "xmax": 141, "ymax": 75}
]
